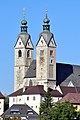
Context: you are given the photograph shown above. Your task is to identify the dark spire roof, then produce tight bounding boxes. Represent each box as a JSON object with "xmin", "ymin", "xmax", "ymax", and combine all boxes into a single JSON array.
[
  {"xmin": 43, "ymin": 12, "xmax": 50, "ymax": 31},
  {"xmin": 21, "ymin": 19, "xmax": 28, "ymax": 32}
]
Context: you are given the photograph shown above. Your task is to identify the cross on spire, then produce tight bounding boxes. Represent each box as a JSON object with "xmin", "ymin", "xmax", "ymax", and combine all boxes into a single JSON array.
[
  {"xmin": 43, "ymin": 9, "xmax": 50, "ymax": 31},
  {"xmin": 22, "ymin": 8, "xmax": 26, "ymax": 19},
  {"xmin": 21, "ymin": 8, "xmax": 28, "ymax": 32},
  {"xmin": 46, "ymin": 9, "xmax": 48, "ymax": 18}
]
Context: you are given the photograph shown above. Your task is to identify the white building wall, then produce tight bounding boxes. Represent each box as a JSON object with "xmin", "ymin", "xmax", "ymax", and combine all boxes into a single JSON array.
[
  {"xmin": 9, "ymin": 94, "xmax": 62, "ymax": 114},
  {"xmin": 23, "ymin": 94, "xmax": 41, "ymax": 114},
  {"xmin": 9, "ymin": 94, "xmax": 42, "ymax": 114},
  {"xmin": 0, "ymin": 99, "xmax": 4, "ymax": 116},
  {"xmin": 9, "ymin": 97, "xmax": 17, "ymax": 107},
  {"xmin": 52, "ymin": 97, "xmax": 62, "ymax": 103}
]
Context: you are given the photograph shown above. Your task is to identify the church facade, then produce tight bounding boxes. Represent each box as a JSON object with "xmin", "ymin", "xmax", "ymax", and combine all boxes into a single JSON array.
[
  {"xmin": 14, "ymin": 13, "xmax": 57, "ymax": 91},
  {"xmin": 14, "ymin": 13, "xmax": 80, "ymax": 92}
]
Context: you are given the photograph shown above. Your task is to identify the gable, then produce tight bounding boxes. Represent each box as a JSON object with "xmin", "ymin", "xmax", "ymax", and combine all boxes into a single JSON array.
[
  {"xmin": 15, "ymin": 37, "xmax": 25, "ymax": 48},
  {"xmin": 68, "ymin": 81, "xmax": 74, "ymax": 87},
  {"xmin": 26, "ymin": 38, "xmax": 34, "ymax": 49},
  {"xmin": 36, "ymin": 36, "xmax": 47, "ymax": 47},
  {"xmin": 48, "ymin": 38, "xmax": 56, "ymax": 47}
]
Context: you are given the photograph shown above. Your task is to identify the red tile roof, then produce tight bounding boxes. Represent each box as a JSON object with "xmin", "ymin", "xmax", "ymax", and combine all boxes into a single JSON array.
[
  {"xmin": 60, "ymin": 86, "xmax": 80, "ymax": 96},
  {"xmin": 23, "ymin": 85, "xmax": 46, "ymax": 95},
  {"xmin": 9, "ymin": 85, "xmax": 46, "ymax": 97},
  {"xmin": 0, "ymin": 92, "xmax": 5, "ymax": 99},
  {"xmin": 60, "ymin": 93, "xmax": 80, "ymax": 104},
  {"xmin": 51, "ymin": 90, "xmax": 63, "ymax": 97}
]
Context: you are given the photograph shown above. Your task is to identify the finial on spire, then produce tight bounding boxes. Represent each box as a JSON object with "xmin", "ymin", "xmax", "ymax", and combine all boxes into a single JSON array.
[
  {"xmin": 21, "ymin": 8, "xmax": 28, "ymax": 32},
  {"xmin": 46, "ymin": 9, "xmax": 48, "ymax": 18},
  {"xmin": 22, "ymin": 8, "xmax": 26, "ymax": 19},
  {"xmin": 43, "ymin": 9, "xmax": 50, "ymax": 31}
]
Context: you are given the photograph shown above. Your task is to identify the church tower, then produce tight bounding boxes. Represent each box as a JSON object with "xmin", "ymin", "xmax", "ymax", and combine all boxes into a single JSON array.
[
  {"xmin": 36, "ymin": 13, "xmax": 57, "ymax": 90},
  {"xmin": 14, "ymin": 18, "xmax": 34, "ymax": 91}
]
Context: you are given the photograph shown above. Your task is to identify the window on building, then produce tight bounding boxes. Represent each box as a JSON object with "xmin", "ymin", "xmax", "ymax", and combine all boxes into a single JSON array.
[
  {"xmin": 19, "ymin": 98, "xmax": 21, "ymax": 101},
  {"xmin": 10, "ymin": 109, "xmax": 20, "ymax": 114},
  {"xmin": 18, "ymin": 50, "xmax": 22, "ymax": 57},
  {"xmin": 40, "ymin": 50, "xmax": 44, "ymax": 56},
  {"xmin": 50, "ymin": 58, "xmax": 54, "ymax": 64},
  {"xmin": 19, "ymin": 42, "xmax": 21, "ymax": 45},
  {"xmin": 27, "ymin": 96, "xmax": 29, "ymax": 100},
  {"xmin": 27, "ymin": 50, "xmax": 30, "ymax": 58},
  {"xmin": 50, "ymin": 50, "xmax": 53, "ymax": 56},
  {"xmin": 33, "ymin": 96, "xmax": 35, "ymax": 100},
  {"xmin": 27, "ymin": 110, "xmax": 33, "ymax": 114},
  {"xmin": 29, "ymin": 79, "xmax": 32, "ymax": 86},
  {"xmin": 41, "ymin": 40, "xmax": 43, "ymax": 44},
  {"xmin": 13, "ymin": 98, "xmax": 15, "ymax": 102},
  {"xmin": 51, "ymin": 59, "xmax": 53, "ymax": 64},
  {"xmin": 19, "ymin": 67, "xmax": 20, "ymax": 69}
]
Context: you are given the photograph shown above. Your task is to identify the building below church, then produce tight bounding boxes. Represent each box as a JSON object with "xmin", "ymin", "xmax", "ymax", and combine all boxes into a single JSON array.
[{"xmin": 0, "ymin": 92, "xmax": 4, "ymax": 117}]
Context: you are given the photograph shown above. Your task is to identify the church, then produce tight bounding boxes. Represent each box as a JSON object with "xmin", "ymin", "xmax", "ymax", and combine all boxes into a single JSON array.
[
  {"xmin": 14, "ymin": 12, "xmax": 80, "ymax": 92},
  {"xmin": 2, "ymin": 12, "xmax": 80, "ymax": 118}
]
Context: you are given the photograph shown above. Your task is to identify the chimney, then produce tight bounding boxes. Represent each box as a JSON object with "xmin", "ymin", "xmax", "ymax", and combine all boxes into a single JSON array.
[{"xmin": 23, "ymin": 86, "xmax": 26, "ymax": 92}]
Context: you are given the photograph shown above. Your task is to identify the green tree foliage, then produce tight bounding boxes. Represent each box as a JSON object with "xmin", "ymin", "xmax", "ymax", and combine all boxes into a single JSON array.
[
  {"xmin": 3, "ymin": 116, "xmax": 21, "ymax": 120},
  {"xmin": 39, "ymin": 89, "xmax": 53, "ymax": 120},
  {"xmin": 39, "ymin": 90, "xmax": 78, "ymax": 120},
  {"xmin": 77, "ymin": 110, "xmax": 80, "ymax": 119},
  {"xmin": 51, "ymin": 101, "xmax": 77, "ymax": 120}
]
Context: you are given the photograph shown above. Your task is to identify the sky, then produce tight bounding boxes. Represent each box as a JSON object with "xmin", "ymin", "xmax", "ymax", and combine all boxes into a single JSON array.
[{"xmin": 0, "ymin": 0, "xmax": 80, "ymax": 95}]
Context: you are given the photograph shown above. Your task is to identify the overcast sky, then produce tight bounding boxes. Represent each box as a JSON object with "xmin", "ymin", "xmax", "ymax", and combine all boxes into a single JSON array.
[{"xmin": 0, "ymin": 0, "xmax": 80, "ymax": 95}]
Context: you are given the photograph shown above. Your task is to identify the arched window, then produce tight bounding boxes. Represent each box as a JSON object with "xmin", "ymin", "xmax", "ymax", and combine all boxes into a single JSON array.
[
  {"xmin": 27, "ymin": 50, "xmax": 30, "ymax": 58},
  {"xmin": 18, "ymin": 50, "xmax": 22, "ymax": 57}
]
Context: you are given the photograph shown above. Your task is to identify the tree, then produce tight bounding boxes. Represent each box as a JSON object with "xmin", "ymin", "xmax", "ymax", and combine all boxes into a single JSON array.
[
  {"xmin": 39, "ymin": 89, "xmax": 53, "ymax": 120},
  {"xmin": 51, "ymin": 101, "xmax": 77, "ymax": 120},
  {"xmin": 39, "ymin": 91, "xmax": 78, "ymax": 120}
]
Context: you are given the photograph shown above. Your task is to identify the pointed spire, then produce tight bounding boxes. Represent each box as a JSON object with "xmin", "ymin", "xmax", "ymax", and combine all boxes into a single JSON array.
[
  {"xmin": 43, "ymin": 9, "xmax": 50, "ymax": 31},
  {"xmin": 21, "ymin": 8, "xmax": 28, "ymax": 32}
]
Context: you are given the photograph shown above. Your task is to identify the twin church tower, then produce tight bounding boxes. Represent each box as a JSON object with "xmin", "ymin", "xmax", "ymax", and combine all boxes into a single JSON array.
[{"xmin": 14, "ymin": 12, "xmax": 57, "ymax": 91}]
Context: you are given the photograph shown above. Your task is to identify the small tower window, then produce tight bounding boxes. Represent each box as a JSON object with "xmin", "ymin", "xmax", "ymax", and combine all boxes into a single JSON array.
[
  {"xmin": 50, "ymin": 58, "xmax": 53, "ymax": 64},
  {"xmin": 29, "ymin": 79, "xmax": 32, "ymax": 86},
  {"xmin": 19, "ymin": 42, "xmax": 21, "ymax": 45},
  {"xmin": 41, "ymin": 40, "xmax": 43, "ymax": 44},
  {"xmin": 50, "ymin": 50, "xmax": 53, "ymax": 56},
  {"xmin": 51, "ymin": 59, "xmax": 53, "ymax": 63},
  {"xmin": 40, "ymin": 50, "xmax": 44, "ymax": 56},
  {"xmin": 27, "ymin": 50, "xmax": 30, "ymax": 58},
  {"xmin": 18, "ymin": 50, "xmax": 22, "ymax": 57}
]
